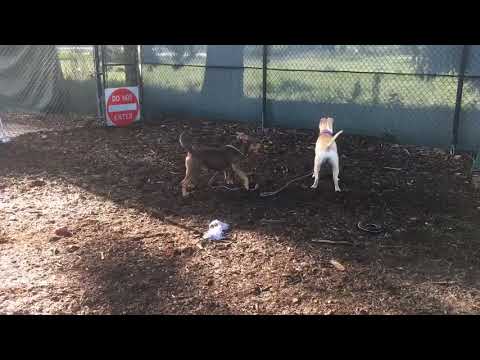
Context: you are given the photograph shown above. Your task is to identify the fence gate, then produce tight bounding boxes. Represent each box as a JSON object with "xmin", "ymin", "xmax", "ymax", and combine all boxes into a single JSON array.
[{"xmin": 95, "ymin": 45, "xmax": 144, "ymax": 126}]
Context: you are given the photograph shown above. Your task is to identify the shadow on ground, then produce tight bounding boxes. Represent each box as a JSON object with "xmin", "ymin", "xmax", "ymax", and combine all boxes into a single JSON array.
[{"xmin": 1, "ymin": 118, "xmax": 479, "ymax": 314}]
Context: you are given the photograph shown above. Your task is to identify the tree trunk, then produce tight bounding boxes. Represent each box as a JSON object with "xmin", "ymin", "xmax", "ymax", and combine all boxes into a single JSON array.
[
  {"xmin": 201, "ymin": 45, "xmax": 244, "ymax": 99},
  {"xmin": 414, "ymin": 45, "xmax": 463, "ymax": 80},
  {"xmin": 123, "ymin": 45, "xmax": 138, "ymax": 86}
]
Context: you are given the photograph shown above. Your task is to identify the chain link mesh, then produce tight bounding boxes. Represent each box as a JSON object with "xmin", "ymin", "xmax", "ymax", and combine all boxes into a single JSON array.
[
  {"xmin": 266, "ymin": 46, "xmax": 469, "ymax": 105},
  {"xmin": 264, "ymin": 45, "xmax": 478, "ymax": 148},
  {"xmin": 141, "ymin": 45, "xmax": 263, "ymax": 123},
  {"xmin": 465, "ymin": 45, "xmax": 480, "ymax": 76},
  {"xmin": 142, "ymin": 45, "xmax": 262, "ymax": 95},
  {"xmin": 267, "ymin": 45, "xmax": 463, "ymax": 75},
  {"xmin": 141, "ymin": 45, "xmax": 476, "ymax": 111},
  {"xmin": 139, "ymin": 45, "xmax": 480, "ymax": 148},
  {"xmin": 1, "ymin": 45, "xmax": 480, "ymax": 149},
  {"xmin": 0, "ymin": 45, "xmax": 100, "ymax": 140},
  {"xmin": 269, "ymin": 70, "xmax": 459, "ymax": 106},
  {"xmin": 102, "ymin": 45, "xmax": 139, "ymax": 88}
]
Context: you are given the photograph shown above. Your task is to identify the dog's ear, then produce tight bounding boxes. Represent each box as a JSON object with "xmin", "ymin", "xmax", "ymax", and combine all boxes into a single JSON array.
[
  {"xmin": 319, "ymin": 117, "xmax": 328, "ymax": 129},
  {"xmin": 327, "ymin": 117, "xmax": 334, "ymax": 129}
]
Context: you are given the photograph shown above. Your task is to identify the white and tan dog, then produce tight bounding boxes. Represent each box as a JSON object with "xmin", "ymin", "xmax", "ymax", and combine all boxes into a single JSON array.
[{"xmin": 311, "ymin": 117, "xmax": 343, "ymax": 192}]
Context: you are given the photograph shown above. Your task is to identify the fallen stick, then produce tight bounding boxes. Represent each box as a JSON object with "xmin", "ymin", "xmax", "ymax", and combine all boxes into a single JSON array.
[
  {"xmin": 384, "ymin": 167, "xmax": 403, "ymax": 171},
  {"xmin": 429, "ymin": 281, "xmax": 457, "ymax": 285},
  {"xmin": 260, "ymin": 219, "xmax": 286, "ymax": 224},
  {"xmin": 311, "ymin": 239, "xmax": 353, "ymax": 245}
]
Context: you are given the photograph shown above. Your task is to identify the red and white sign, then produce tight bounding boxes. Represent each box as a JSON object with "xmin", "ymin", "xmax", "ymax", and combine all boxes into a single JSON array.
[{"xmin": 105, "ymin": 87, "xmax": 140, "ymax": 127}]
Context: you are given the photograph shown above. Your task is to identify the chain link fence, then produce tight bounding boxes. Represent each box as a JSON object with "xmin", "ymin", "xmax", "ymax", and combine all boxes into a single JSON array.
[
  {"xmin": 141, "ymin": 45, "xmax": 263, "ymax": 124},
  {"xmin": 0, "ymin": 45, "xmax": 100, "ymax": 141},
  {"xmin": 265, "ymin": 45, "xmax": 470, "ymax": 149},
  {"xmin": 1, "ymin": 45, "xmax": 480, "ymax": 151},
  {"xmin": 141, "ymin": 45, "xmax": 480, "ymax": 151}
]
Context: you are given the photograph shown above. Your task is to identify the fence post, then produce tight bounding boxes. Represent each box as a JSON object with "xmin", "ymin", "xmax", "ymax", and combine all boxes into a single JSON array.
[
  {"xmin": 451, "ymin": 45, "xmax": 470, "ymax": 154},
  {"xmin": 93, "ymin": 45, "xmax": 104, "ymax": 122},
  {"xmin": 261, "ymin": 45, "xmax": 268, "ymax": 130},
  {"xmin": 137, "ymin": 45, "xmax": 145, "ymax": 122}
]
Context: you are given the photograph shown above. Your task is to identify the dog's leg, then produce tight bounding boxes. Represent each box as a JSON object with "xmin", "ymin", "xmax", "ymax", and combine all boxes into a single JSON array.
[
  {"xmin": 311, "ymin": 154, "xmax": 323, "ymax": 189},
  {"xmin": 232, "ymin": 163, "xmax": 249, "ymax": 190},
  {"xmin": 224, "ymin": 169, "xmax": 234, "ymax": 185},
  {"xmin": 331, "ymin": 153, "xmax": 341, "ymax": 192}
]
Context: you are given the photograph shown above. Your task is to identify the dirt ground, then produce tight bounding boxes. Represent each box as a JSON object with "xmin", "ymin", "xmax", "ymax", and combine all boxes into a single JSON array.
[{"xmin": 1, "ymin": 116, "xmax": 480, "ymax": 314}]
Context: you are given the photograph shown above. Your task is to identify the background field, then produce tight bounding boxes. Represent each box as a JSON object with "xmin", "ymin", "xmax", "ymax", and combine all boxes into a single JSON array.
[{"xmin": 57, "ymin": 48, "xmax": 480, "ymax": 110}]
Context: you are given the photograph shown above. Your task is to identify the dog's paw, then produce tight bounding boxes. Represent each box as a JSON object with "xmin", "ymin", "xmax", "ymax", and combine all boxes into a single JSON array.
[
  {"xmin": 181, "ymin": 187, "xmax": 193, "ymax": 197},
  {"xmin": 311, "ymin": 184, "xmax": 318, "ymax": 189},
  {"xmin": 249, "ymin": 183, "xmax": 259, "ymax": 191}
]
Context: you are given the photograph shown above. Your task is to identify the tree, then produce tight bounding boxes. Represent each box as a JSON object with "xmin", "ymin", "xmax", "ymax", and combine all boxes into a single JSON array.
[
  {"xmin": 169, "ymin": 45, "xmax": 196, "ymax": 64},
  {"xmin": 123, "ymin": 45, "xmax": 138, "ymax": 86},
  {"xmin": 102, "ymin": 46, "xmax": 138, "ymax": 86},
  {"xmin": 408, "ymin": 45, "xmax": 463, "ymax": 79},
  {"xmin": 201, "ymin": 45, "xmax": 245, "ymax": 100},
  {"xmin": 149, "ymin": 45, "xmax": 246, "ymax": 102}
]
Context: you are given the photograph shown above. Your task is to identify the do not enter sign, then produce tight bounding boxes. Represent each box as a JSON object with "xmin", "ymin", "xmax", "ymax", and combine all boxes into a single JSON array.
[{"xmin": 105, "ymin": 87, "xmax": 140, "ymax": 127}]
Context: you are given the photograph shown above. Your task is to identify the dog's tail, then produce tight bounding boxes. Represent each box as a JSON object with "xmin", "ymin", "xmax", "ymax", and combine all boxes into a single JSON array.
[
  {"xmin": 326, "ymin": 130, "xmax": 344, "ymax": 148},
  {"xmin": 179, "ymin": 131, "xmax": 194, "ymax": 152}
]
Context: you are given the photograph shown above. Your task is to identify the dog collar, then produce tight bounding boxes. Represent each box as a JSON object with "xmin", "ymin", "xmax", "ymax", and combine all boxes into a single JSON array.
[{"xmin": 320, "ymin": 130, "xmax": 333, "ymax": 135}]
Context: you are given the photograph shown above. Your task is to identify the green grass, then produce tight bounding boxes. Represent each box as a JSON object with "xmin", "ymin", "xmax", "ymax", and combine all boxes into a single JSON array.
[
  {"xmin": 58, "ymin": 55, "xmax": 480, "ymax": 110},
  {"xmin": 59, "ymin": 58, "xmax": 95, "ymax": 81},
  {"xmin": 269, "ymin": 54, "xmax": 418, "ymax": 73}
]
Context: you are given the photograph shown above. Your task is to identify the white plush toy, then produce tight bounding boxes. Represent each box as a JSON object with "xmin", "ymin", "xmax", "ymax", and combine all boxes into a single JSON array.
[{"xmin": 202, "ymin": 220, "xmax": 230, "ymax": 241}]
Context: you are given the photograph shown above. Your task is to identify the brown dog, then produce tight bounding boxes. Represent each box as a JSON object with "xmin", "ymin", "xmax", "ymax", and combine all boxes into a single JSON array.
[{"xmin": 179, "ymin": 131, "xmax": 261, "ymax": 197}]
